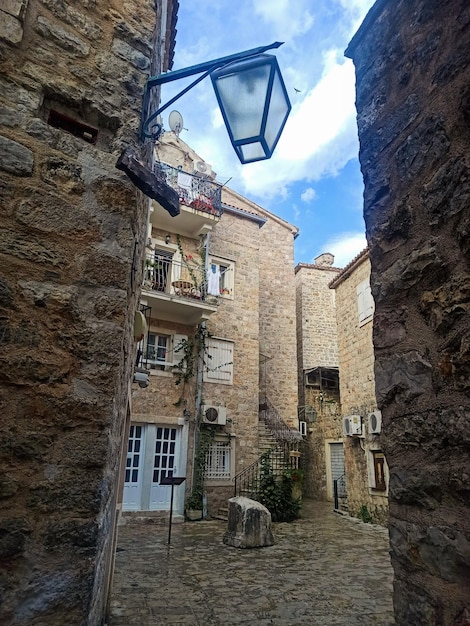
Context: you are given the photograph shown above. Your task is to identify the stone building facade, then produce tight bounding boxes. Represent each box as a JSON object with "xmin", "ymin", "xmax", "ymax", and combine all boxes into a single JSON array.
[
  {"xmin": 126, "ymin": 132, "xmax": 299, "ymax": 519},
  {"xmin": 295, "ymin": 254, "xmax": 342, "ymax": 501},
  {"xmin": 330, "ymin": 249, "xmax": 389, "ymax": 525},
  {"xmin": 346, "ymin": 0, "xmax": 470, "ymax": 623},
  {"xmin": 0, "ymin": 1, "xmax": 177, "ymax": 623}
]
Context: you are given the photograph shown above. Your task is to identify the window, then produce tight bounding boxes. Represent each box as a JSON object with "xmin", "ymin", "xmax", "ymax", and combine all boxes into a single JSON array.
[
  {"xmin": 142, "ymin": 333, "xmax": 187, "ymax": 371},
  {"xmin": 206, "ymin": 439, "xmax": 232, "ymax": 480},
  {"xmin": 203, "ymin": 338, "xmax": 234, "ymax": 384},
  {"xmin": 208, "ymin": 257, "xmax": 234, "ymax": 297},
  {"xmin": 370, "ymin": 450, "xmax": 387, "ymax": 492},
  {"xmin": 357, "ymin": 279, "xmax": 374, "ymax": 326},
  {"xmin": 146, "ymin": 333, "xmax": 169, "ymax": 368}
]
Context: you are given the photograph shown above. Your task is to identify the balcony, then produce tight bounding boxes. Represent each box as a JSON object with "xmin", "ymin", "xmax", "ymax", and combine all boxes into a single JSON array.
[
  {"xmin": 150, "ymin": 162, "xmax": 223, "ymax": 238},
  {"xmin": 141, "ymin": 254, "xmax": 219, "ymax": 325}
]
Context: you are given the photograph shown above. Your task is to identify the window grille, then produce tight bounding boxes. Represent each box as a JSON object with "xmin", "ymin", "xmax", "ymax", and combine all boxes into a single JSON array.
[{"xmin": 206, "ymin": 441, "xmax": 231, "ymax": 480}]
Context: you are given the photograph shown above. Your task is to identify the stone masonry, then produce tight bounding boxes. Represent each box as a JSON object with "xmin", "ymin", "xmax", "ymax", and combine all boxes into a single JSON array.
[
  {"xmin": 331, "ymin": 250, "xmax": 388, "ymax": 525},
  {"xmin": 295, "ymin": 256, "xmax": 342, "ymax": 500},
  {"xmin": 0, "ymin": 1, "xmax": 175, "ymax": 623},
  {"xmin": 130, "ymin": 133, "xmax": 299, "ymax": 519},
  {"xmin": 346, "ymin": 0, "xmax": 470, "ymax": 623}
]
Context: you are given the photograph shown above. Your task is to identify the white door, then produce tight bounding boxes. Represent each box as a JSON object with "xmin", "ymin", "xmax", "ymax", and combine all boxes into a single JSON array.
[
  {"xmin": 122, "ymin": 425, "xmax": 145, "ymax": 511},
  {"xmin": 149, "ymin": 427, "xmax": 179, "ymax": 510},
  {"xmin": 122, "ymin": 424, "xmax": 182, "ymax": 511}
]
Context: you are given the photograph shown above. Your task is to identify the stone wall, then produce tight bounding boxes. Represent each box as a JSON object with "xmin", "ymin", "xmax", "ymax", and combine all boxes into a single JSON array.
[
  {"xmin": 257, "ymin": 211, "xmax": 299, "ymax": 426},
  {"xmin": 295, "ymin": 261, "xmax": 342, "ymax": 499},
  {"xmin": 0, "ymin": 0, "xmax": 168, "ymax": 623},
  {"xmin": 295, "ymin": 261, "xmax": 340, "ymax": 378},
  {"xmin": 332, "ymin": 252, "xmax": 388, "ymax": 524},
  {"xmin": 346, "ymin": 0, "xmax": 470, "ymax": 622}
]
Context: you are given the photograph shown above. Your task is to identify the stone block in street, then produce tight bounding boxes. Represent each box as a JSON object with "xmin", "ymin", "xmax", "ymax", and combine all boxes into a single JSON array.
[{"xmin": 223, "ymin": 496, "xmax": 274, "ymax": 549}]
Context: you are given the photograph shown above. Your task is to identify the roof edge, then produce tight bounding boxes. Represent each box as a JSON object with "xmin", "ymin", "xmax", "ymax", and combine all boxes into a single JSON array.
[{"xmin": 329, "ymin": 247, "xmax": 369, "ymax": 289}]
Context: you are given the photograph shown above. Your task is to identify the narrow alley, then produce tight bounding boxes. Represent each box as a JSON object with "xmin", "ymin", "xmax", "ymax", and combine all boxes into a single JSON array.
[{"xmin": 108, "ymin": 500, "xmax": 394, "ymax": 625}]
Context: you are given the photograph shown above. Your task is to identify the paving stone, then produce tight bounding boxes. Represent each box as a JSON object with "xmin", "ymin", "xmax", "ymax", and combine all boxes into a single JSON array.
[{"xmin": 109, "ymin": 499, "xmax": 394, "ymax": 625}]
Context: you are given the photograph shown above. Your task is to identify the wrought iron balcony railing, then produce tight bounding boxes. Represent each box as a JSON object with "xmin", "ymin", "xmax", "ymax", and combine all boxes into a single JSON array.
[
  {"xmin": 142, "ymin": 252, "xmax": 221, "ymax": 302},
  {"xmin": 153, "ymin": 161, "xmax": 223, "ymax": 217}
]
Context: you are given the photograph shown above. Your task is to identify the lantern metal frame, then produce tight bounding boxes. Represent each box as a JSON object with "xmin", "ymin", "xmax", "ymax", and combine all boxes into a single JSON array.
[{"xmin": 140, "ymin": 42, "xmax": 291, "ymax": 164}]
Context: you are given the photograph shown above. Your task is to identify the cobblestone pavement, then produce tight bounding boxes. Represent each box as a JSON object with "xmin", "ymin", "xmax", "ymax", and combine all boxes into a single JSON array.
[{"xmin": 108, "ymin": 500, "xmax": 395, "ymax": 625}]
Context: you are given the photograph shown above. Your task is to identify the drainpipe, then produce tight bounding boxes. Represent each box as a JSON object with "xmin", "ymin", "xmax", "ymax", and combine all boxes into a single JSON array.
[{"xmin": 191, "ymin": 232, "xmax": 210, "ymax": 512}]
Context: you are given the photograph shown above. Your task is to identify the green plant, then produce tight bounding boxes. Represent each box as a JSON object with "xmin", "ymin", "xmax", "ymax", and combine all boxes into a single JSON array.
[
  {"xmin": 256, "ymin": 452, "xmax": 302, "ymax": 522},
  {"xmin": 186, "ymin": 425, "xmax": 216, "ymax": 511},
  {"xmin": 358, "ymin": 504, "xmax": 373, "ymax": 523},
  {"xmin": 185, "ymin": 492, "xmax": 203, "ymax": 510}
]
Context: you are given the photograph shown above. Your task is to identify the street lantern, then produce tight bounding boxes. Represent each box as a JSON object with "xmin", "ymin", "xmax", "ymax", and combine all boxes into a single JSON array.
[
  {"xmin": 140, "ymin": 42, "xmax": 291, "ymax": 164},
  {"xmin": 211, "ymin": 54, "xmax": 291, "ymax": 163}
]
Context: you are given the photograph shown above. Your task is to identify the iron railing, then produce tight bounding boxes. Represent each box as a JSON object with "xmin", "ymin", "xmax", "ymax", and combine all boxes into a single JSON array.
[
  {"xmin": 142, "ymin": 253, "xmax": 220, "ymax": 302},
  {"xmin": 153, "ymin": 162, "xmax": 223, "ymax": 217},
  {"xmin": 233, "ymin": 397, "xmax": 303, "ymax": 499},
  {"xmin": 259, "ymin": 397, "xmax": 304, "ymax": 443},
  {"xmin": 233, "ymin": 446, "xmax": 290, "ymax": 499}
]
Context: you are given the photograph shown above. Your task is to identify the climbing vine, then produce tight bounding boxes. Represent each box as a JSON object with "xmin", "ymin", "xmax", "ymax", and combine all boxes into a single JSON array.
[{"xmin": 176, "ymin": 234, "xmax": 207, "ymax": 293}]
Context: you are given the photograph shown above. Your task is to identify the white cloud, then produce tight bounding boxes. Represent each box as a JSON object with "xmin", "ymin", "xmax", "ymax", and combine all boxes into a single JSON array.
[
  {"xmin": 301, "ymin": 187, "xmax": 317, "ymax": 203},
  {"xmin": 252, "ymin": 0, "xmax": 314, "ymax": 39},
  {"xmin": 319, "ymin": 232, "xmax": 367, "ymax": 268}
]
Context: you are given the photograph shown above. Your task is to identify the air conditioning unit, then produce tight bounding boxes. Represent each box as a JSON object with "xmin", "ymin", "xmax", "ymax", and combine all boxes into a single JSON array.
[
  {"xmin": 299, "ymin": 421, "xmax": 307, "ymax": 437},
  {"xmin": 368, "ymin": 410, "xmax": 382, "ymax": 434},
  {"xmin": 194, "ymin": 160, "xmax": 210, "ymax": 174},
  {"xmin": 202, "ymin": 405, "xmax": 226, "ymax": 425},
  {"xmin": 343, "ymin": 414, "xmax": 362, "ymax": 436}
]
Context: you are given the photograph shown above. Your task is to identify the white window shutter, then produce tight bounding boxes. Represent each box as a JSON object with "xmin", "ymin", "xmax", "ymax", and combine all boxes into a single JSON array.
[
  {"xmin": 170, "ymin": 249, "xmax": 182, "ymax": 294},
  {"xmin": 205, "ymin": 339, "xmax": 233, "ymax": 383},
  {"xmin": 357, "ymin": 280, "xmax": 374, "ymax": 323},
  {"xmin": 171, "ymin": 334, "xmax": 188, "ymax": 370}
]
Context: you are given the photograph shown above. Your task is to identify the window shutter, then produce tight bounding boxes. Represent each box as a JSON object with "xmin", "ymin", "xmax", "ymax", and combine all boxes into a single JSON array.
[
  {"xmin": 171, "ymin": 334, "xmax": 188, "ymax": 370},
  {"xmin": 205, "ymin": 339, "xmax": 233, "ymax": 383},
  {"xmin": 357, "ymin": 280, "xmax": 374, "ymax": 323}
]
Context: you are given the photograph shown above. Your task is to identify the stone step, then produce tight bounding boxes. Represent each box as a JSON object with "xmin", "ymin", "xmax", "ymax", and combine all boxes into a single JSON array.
[
  {"xmin": 120, "ymin": 511, "xmax": 184, "ymax": 526},
  {"xmin": 212, "ymin": 507, "xmax": 229, "ymax": 521}
]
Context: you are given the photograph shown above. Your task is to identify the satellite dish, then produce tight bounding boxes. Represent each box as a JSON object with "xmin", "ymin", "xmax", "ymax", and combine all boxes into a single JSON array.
[{"xmin": 169, "ymin": 110, "xmax": 184, "ymax": 136}]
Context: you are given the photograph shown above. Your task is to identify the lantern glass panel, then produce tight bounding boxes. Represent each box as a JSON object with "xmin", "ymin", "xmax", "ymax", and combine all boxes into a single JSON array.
[
  {"xmin": 264, "ymin": 71, "xmax": 290, "ymax": 151},
  {"xmin": 237, "ymin": 142, "xmax": 266, "ymax": 163},
  {"xmin": 213, "ymin": 63, "xmax": 270, "ymax": 141}
]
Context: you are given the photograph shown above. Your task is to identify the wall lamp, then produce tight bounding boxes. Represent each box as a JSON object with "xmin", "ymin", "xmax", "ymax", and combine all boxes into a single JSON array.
[{"xmin": 140, "ymin": 42, "xmax": 291, "ymax": 164}]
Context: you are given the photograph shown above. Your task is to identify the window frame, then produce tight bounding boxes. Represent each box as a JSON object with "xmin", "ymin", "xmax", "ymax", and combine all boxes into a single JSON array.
[
  {"xmin": 368, "ymin": 449, "xmax": 387, "ymax": 493},
  {"xmin": 208, "ymin": 256, "xmax": 235, "ymax": 299},
  {"xmin": 205, "ymin": 436, "xmax": 234, "ymax": 483},
  {"xmin": 142, "ymin": 331, "xmax": 188, "ymax": 372}
]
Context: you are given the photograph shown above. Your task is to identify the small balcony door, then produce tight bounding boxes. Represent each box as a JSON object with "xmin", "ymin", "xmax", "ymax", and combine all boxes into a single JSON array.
[
  {"xmin": 122, "ymin": 424, "xmax": 182, "ymax": 512},
  {"xmin": 122, "ymin": 425, "xmax": 146, "ymax": 511}
]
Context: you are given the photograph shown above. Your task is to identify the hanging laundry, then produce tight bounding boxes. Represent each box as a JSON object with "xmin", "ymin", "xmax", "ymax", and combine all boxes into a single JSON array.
[
  {"xmin": 207, "ymin": 265, "xmax": 221, "ymax": 296},
  {"xmin": 177, "ymin": 171, "xmax": 193, "ymax": 192}
]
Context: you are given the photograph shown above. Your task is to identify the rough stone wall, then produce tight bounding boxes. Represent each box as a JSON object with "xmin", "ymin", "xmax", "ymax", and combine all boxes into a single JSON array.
[
  {"xmin": 333, "ymin": 254, "xmax": 388, "ymax": 524},
  {"xmin": 346, "ymin": 0, "xmax": 470, "ymax": 622},
  {"xmin": 0, "ymin": 0, "xmax": 163, "ymax": 623},
  {"xmin": 258, "ymin": 215, "xmax": 299, "ymax": 426},
  {"xmin": 295, "ymin": 262, "xmax": 342, "ymax": 499},
  {"xmin": 209, "ymin": 205, "xmax": 261, "ymax": 478},
  {"xmin": 301, "ymin": 392, "xmax": 341, "ymax": 500},
  {"xmin": 295, "ymin": 263, "xmax": 340, "ymax": 376}
]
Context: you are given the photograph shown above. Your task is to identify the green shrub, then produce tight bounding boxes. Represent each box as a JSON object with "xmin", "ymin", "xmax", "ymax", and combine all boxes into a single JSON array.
[
  {"xmin": 358, "ymin": 504, "xmax": 373, "ymax": 523},
  {"xmin": 257, "ymin": 452, "xmax": 302, "ymax": 522}
]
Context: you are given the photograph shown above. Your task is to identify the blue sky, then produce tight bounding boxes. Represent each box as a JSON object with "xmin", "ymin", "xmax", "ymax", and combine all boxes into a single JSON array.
[{"xmin": 159, "ymin": 0, "xmax": 375, "ymax": 267}]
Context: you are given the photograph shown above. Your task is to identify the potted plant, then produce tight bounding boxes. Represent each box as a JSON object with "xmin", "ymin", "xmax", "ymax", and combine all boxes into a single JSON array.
[{"xmin": 185, "ymin": 491, "xmax": 203, "ymax": 521}]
